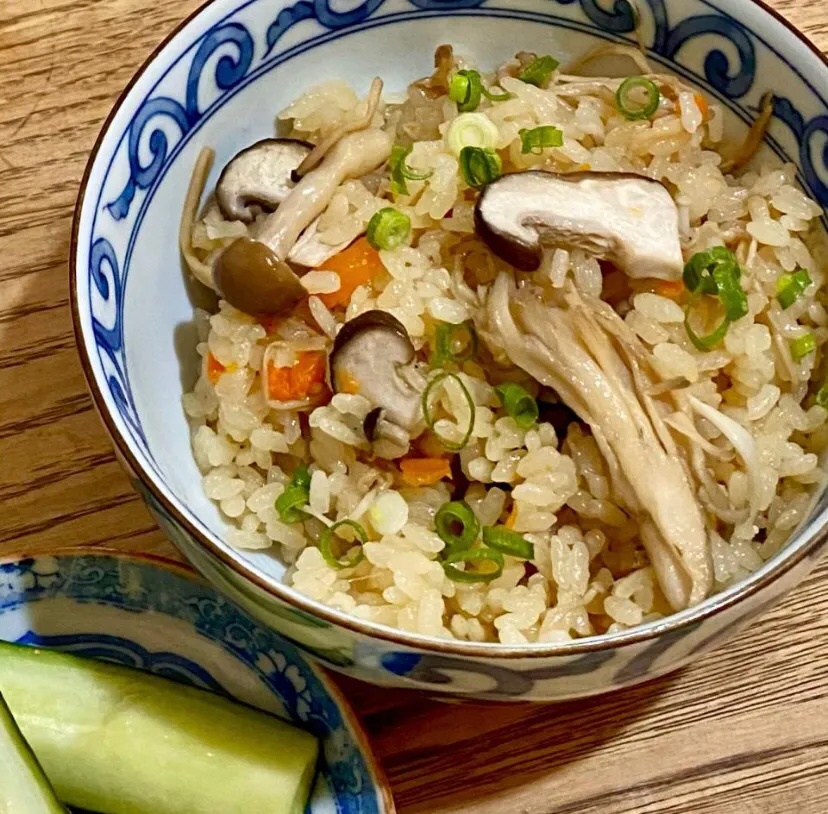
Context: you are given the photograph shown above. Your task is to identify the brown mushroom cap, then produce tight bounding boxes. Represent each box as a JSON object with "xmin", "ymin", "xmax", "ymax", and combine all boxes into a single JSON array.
[
  {"xmin": 474, "ymin": 170, "xmax": 684, "ymax": 280},
  {"xmin": 215, "ymin": 139, "xmax": 313, "ymax": 223},
  {"xmin": 213, "ymin": 237, "xmax": 306, "ymax": 316}
]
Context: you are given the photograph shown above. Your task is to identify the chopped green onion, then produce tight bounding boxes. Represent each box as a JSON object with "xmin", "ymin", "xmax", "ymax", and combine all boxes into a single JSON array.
[
  {"xmin": 447, "ymin": 70, "xmax": 511, "ymax": 111},
  {"xmin": 790, "ymin": 332, "xmax": 816, "ymax": 361},
  {"xmin": 495, "ymin": 382, "xmax": 538, "ymax": 429},
  {"xmin": 422, "ymin": 371, "xmax": 476, "ymax": 451},
  {"xmin": 712, "ymin": 263, "xmax": 748, "ymax": 321},
  {"xmin": 275, "ymin": 465, "xmax": 311, "ymax": 523},
  {"xmin": 366, "ymin": 207, "xmax": 411, "ymax": 251},
  {"xmin": 518, "ymin": 55, "xmax": 560, "ymax": 88},
  {"xmin": 681, "ymin": 247, "xmax": 746, "ymax": 349},
  {"xmin": 482, "ymin": 526, "xmax": 534, "ymax": 559},
  {"xmin": 458, "ymin": 146, "xmax": 502, "ymax": 189},
  {"xmin": 389, "ymin": 144, "xmax": 433, "ymax": 196},
  {"xmin": 684, "ymin": 292, "xmax": 730, "ymax": 351},
  {"xmin": 432, "ymin": 321, "xmax": 478, "ymax": 366},
  {"xmin": 683, "ymin": 247, "xmax": 739, "ymax": 296},
  {"xmin": 446, "ymin": 113, "xmax": 500, "ymax": 156},
  {"xmin": 275, "ymin": 487, "xmax": 308, "ymax": 524},
  {"xmin": 320, "ymin": 519, "xmax": 367, "ymax": 570},
  {"xmin": 292, "ymin": 464, "xmax": 311, "ymax": 490},
  {"xmin": 615, "ymin": 76, "xmax": 660, "ymax": 120},
  {"xmin": 777, "ymin": 268, "xmax": 812, "ymax": 310},
  {"xmin": 815, "ymin": 381, "xmax": 828, "ymax": 409},
  {"xmin": 435, "ymin": 500, "xmax": 480, "ymax": 551},
  {"xmin": 519, "ymin": 125, "xmax": 564, "ymax": 154},
  {"xmin": 442, "ymin": 547, "xmax": 504, "ymax": 583},
  {"xmin": 448, "ymin": 70, "xmax": 483, "ymax": 112}
]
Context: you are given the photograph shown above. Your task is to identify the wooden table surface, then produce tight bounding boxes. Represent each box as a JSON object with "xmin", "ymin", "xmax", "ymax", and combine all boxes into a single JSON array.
[{"xmin": 2, "ymin": 1, "xmax": 828, "ymax": 812}]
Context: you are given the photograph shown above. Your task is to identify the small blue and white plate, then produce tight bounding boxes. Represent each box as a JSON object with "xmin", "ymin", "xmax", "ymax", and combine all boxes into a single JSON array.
[{"xmin": 0, "ymin": 549, "xmax": 395, "ymax": 814}]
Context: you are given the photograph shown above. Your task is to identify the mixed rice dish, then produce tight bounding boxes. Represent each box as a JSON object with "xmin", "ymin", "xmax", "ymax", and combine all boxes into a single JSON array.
[{"xmin": 180, "ymin": 44, "xmax": 828, "ymax": 644}]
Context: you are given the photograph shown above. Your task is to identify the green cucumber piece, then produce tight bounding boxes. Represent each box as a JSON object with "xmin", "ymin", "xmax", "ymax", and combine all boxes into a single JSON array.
[
  {"xmin": 0, "ymin": 642, "xmax": 319, "ymax": 814},
  {"xmin": 0, "ymin": 691, "xmax": 66, "ymax": 813}
]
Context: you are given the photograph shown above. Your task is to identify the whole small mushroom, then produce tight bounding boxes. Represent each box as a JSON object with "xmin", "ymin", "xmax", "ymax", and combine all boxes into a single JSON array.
[
  {"xmin": 474, "ymin": 170, "xmax": 684, "ymax": 280},
  {"xmin": 330, "ymin": 310, "xmax": 424, "ymax": 436}
]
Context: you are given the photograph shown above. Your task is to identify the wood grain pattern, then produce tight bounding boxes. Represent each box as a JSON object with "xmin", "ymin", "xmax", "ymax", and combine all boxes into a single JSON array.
[{"xmin": 1, "ymin": 2, "xmax": 828, "ymax": 811}]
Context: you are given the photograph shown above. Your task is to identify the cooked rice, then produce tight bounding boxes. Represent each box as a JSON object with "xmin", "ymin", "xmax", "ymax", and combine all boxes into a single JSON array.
[{"xmin": 182, "ymin": 49, "xmax": 828, "ymax": 643}]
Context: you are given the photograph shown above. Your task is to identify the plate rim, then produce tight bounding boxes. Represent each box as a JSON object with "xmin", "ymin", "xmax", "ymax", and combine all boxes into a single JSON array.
[{"xmin": 0, "ymin": 545, "xmax": 397, "ymax": 814}]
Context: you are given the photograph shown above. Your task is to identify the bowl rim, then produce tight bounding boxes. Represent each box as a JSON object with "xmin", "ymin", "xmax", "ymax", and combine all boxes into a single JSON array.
[
  {"xmin": 0, "ymin": 545, "xmax": 396, "ymax": 813},
  {"xmin": 71, "ymin": 0, "xmax": 828, "ymax": 661}
]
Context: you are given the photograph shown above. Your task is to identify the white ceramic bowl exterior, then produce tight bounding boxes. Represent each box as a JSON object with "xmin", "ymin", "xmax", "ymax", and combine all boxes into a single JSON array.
[{"xmin": 72, "ymin": 0, "xmax": 828, "ymax": 700}]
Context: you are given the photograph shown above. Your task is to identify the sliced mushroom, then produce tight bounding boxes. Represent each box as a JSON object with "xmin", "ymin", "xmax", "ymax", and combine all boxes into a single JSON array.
[
  {"xmin": 216, "ymin": 139, "xmax": 312, "ymax": 223},
  {"xmin": 474, "ymin": 171, "xmax": 684, "ymax": 280},
  {"xmin": 330, "ymin": 310, "xmax": 423, "ymax": 434},
  {"xmin": 214, "ymin": 128, "xmax": 393, "ymax": 315}
]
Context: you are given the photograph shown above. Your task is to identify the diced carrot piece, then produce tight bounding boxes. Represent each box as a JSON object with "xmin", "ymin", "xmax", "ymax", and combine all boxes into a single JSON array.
[
  {"xmin": 266, "ymin": 350, "xmax": 327, "ymax": 403},
  {"xmin": 291, "ymin": 351, "xmax": 327, "ymax": 397},
  {"xmin": 415, "ymin": 431, "xmax": 450, "ymax": 459},
  {"xmin": 267, "ymin": 364, "xmax": 294, "ymax": 402},
  {"xmin": 655, "ymin": 279, "xmax": 686, "ymax": 299},
  {"xmin": 317, "ymin": 238, "xmax": 386, "ymax": 309},
  {"xmin": 334, "ymin": 371, "xmax": 361, "ymax": 395},
  {"xmin": 694, "ymin": 93, "xmax": 709, "ymax": 121},
  {"xmin": 206, "ymin": 353, "xmax": 225, "ymax": 385},
  {"xmin": 399, "ymin": 457, "xmax": 453, "ymax": 487}
]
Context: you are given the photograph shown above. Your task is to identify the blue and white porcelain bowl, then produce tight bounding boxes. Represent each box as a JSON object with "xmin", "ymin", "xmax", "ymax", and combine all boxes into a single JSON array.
[
  {"xmin": 0, "ymin": 549, "xmax": 394, "ymax": 813},
  {"xmin": 71, "ymin": 0, "xmax": 828, "ymax": 701}
]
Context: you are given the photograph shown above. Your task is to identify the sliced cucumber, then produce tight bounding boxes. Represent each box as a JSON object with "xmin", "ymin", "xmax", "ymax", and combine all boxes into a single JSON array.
[
  {"xmin": 0, "ymin": 691, "xmax": 66, "ymax": 814},
  {"xmin": 0, "ymin": 642, "xmax": 319, "ymax": 814}
]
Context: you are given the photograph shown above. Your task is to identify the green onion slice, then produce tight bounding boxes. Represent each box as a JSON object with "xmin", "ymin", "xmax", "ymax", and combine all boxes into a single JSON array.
[
  {"xmin": 615, "ymin": 76, "xmax": 660, "ymax": 120},
  {"xmin": 777, "ymin": 268, "xmax": 812, "ymax": 310},
  {"xmin": 390, "ymin": 144, "xmax": 433, "ymax": 196},
  {"xmin": 422, "ymin": 371, "xmax": 476, "ymax": 451},
  {"xmin": 482, "ymin": 526, "xmax": 534, "ymax": 559},
  {"xmin": 791, "ymin": 332, "xmax": 816, "ymax": 361},
  {"xmin": 518, "ymin": 55, "xmax": 560, "ymax": 87},
  {"xmin": 459, "ymin": 146, "xmax": 502, "ymax": 189},
  {"xmin": 683, "ymin": 247, "xmax": 738, "ymax": 296},
  {"xmin": 320, "ymin": 519, "xmax": 367, "ymax": 570},
  {"xmin": 292, "ymin": 464, "xmax": 311, "ymax": 490},
  {"xmin": 448, "ymin": 70, "xmax": 482, "ymax": 112},
  {"xmin": 712, "ymin": 263, "xmax": 748, "ymax": 321},
  {"xmin": 366, "ymin": 207, "xmax": 411, "ymax": 251},
  {"xmin": 495, "ymin": 382, "xmax": 538, "ymax": 430},
  {"xmin": 815, "ymin": 381, "xmax": 828, "ymax": 409},
  {"xmin": 684, "ymin": 291, "xmax": 730, "ymax": 351},
  {"xmin": 432, "ymin": 321, "xmax": 478, "ymax": 366},
  {"xmin": 275, "ymin": 486, "xmax": 308, "ymax": 524},
  {"xmin": 275, "ymin": 465, "xmax": 311, "ymax": 523},
  {"xmin": 447, "ymin": 70, "xmax": 512, "ymax": 112},
  {"xmin": 442, "ymin": 547, "xmax": 505, "ymax": 583},
  {"xmin": 435, "ymin": 500, "xmax": 480, "ymax": 552},
  {"xmin": 519, "ymin": 125, "xmax": 564, "ymax": 155}
]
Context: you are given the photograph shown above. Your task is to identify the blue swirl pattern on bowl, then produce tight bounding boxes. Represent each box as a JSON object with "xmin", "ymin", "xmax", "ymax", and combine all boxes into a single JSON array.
[
  {"xmin": 72, "ymin": 0, "xmax": 828, "ymax": 700},
  {"xmin": 0, "ymin": 552, "xmax": 389, "ymax": 813}
]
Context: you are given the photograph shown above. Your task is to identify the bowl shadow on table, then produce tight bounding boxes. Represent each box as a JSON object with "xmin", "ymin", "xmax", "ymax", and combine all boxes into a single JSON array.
[{"xmin": 341, "ymin": 670, "xmax": 679, "ymax": 812}]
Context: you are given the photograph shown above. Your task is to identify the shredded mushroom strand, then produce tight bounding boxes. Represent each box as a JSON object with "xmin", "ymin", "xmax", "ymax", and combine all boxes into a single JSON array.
[
  {"xmin": 293, "ymin": 78, "xmax": 384, "ymax": 179},
  {"xmin": 180, "ymin": 147, "xmax": 217, "ymax": 289}
]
